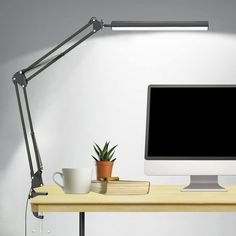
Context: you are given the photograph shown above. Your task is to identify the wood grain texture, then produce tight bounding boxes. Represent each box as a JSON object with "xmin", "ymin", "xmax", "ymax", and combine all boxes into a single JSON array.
[{"xmin": 31, "ymin": 185, "xmax": 236, "ymax": 213}]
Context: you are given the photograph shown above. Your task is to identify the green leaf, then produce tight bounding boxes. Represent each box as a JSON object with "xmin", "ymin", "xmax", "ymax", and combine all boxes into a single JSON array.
[
  {"xmin": 103, "ymin": 142, "xmax": 109, "ymax": 154},
  {"xmin": 108, "ymin": 151, "xmax": 115, "ymax": 161},
  {"xmin": 105, "ymin": 152, "xmax": 110, "ymax": 161},
  {"xmin": 100, "ymin": 142, "xmax": 107, "ymax": 161},
  {"xmin": 111, "ymin": 158, "xmax": 116, "ymax": 162},
  {"xmin": 93, "ymin": 145, "xmax": 100, "ymax": 157},
  {"xmin": 94, "ymin": 143, "xmax": 102, "ymax": 155},
  {"xmin": 103, "ymin": 150, "xmax": 109, "ymax": 161},
  {"xmin": 92, "ymin": 156, "xmax": 97, "ymax": 161},
  {"xmin": 107, "ymin": 145, "xmax": 117, "ymax": 157},
  {"xmin": 92, "ymin": 141, "xmax": 118, "ymax": 162}
]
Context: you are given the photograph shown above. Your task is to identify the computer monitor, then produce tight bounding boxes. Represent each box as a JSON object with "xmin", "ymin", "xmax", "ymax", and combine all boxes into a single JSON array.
[{"xmin": 144, "ymin": 85, "xmax": 236, "ymax": 191}]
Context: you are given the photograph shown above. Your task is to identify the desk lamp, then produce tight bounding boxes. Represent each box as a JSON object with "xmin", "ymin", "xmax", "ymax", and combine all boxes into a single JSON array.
[{"xmin": 12, "ymin": 17, "xmax": 208, "ymax": 218}]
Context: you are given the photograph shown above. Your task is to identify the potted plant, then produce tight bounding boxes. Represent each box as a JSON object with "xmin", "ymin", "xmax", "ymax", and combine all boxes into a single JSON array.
[{"xmin": 92, "ymin": 141, "xmax": 117, "ymax": 180}]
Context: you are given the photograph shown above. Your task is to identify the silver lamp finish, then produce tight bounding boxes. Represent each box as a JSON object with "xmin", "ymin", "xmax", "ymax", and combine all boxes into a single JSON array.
[
  {"xmin": 144, "ymin": 160, "xmax": 236, "ymax": 191},
  {"xmin": 108, "ymin": 21, "xmax": 209, "ymax": 31}
]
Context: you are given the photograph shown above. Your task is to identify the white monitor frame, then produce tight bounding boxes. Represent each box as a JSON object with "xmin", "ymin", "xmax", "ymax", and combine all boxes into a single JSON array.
[
  {"xmin": 144, "ymin": 85, "xmax": 236, "ymax": 191},
  {"xmin": 144, "ymin": 160, "xmax": 236, "ymax": 176}
]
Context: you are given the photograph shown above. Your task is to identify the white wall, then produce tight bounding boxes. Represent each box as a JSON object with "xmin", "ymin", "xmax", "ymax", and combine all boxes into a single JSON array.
[{"xmin": 1, "ymin": 1, "xmax": 236, "ymax": 236}]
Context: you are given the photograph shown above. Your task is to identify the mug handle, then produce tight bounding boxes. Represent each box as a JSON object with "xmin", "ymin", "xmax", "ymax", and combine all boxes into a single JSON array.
[{"xmin": 53, "ymin": 172, "xmax": 64, "ymax": 189}]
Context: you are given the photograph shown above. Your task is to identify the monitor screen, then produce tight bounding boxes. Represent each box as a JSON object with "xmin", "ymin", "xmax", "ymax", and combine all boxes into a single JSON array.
[{"xmin": 145, "ymin": 85, "xmax": 236, "ymax": 160}]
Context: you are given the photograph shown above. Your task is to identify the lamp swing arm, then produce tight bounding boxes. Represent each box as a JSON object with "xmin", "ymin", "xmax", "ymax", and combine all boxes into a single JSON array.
[
  {"xmin": 12, "ymin": 17, "xmax": 104, "ymax": 201},
  {"xmin": 15, "ymin": 17, "xmax": 104, "ymax": 83},
  {"xmin": 11, "ymin": 17, "xmax": 208, "ymax": 219}
]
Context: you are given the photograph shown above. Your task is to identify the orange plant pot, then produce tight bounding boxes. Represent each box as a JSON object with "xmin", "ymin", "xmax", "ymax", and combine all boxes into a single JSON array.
[{"xmin": 96, "ymin": 161, "xmax": 113, "ymax": 180}]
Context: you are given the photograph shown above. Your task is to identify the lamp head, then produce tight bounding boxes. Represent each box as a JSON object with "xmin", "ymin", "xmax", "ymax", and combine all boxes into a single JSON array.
[{"xmin": 103, "ymin": 21, "xmax": 209, "ymax": 31}]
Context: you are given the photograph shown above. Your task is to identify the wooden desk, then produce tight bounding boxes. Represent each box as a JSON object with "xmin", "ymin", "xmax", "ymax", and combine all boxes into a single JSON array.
[{"xmin": 31, "ymin": 185, "xmax": 236, "ymax": 235}]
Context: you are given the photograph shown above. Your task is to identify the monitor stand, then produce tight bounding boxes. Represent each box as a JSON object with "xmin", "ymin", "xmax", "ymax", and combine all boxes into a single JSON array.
[{"xmin": 182, "ymin": 175, "xmax": 227, "ymax": 192}]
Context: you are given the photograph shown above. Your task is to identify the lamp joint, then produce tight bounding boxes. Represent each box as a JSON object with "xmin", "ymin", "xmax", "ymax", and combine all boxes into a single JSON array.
[
  {"xmin": 91, "ymin": 18, "xmax": 103, "ymax": 32},
  {"xmin": 31, "ymin": 170, "xmax": 44, "ymax": 189},
  {"xmin": 12, "ymin": 71, "xmax": 27, "ymax": 87}
]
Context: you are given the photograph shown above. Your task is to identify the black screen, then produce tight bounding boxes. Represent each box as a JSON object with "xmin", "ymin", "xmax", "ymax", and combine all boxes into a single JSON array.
[{"xmin": 145, "ymin": 85, "xmax": 236, "ymax": 160}]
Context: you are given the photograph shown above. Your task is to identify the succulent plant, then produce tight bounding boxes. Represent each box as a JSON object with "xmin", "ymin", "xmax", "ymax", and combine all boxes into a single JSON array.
[{"xmin": 92, "ymin": 141, "xmax": 117, "ymax": 162}]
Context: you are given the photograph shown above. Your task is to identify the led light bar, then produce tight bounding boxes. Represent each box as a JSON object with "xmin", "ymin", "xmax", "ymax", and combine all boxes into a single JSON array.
[{"xmin": 109, "ymin": 21, "xmax": 209, "ymax": 31}]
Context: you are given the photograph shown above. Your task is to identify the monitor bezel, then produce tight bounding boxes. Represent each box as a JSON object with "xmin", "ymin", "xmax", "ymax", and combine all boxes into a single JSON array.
[{"xmin": 144, "ymin": 84, "xmax": 236, "ymax": 160}]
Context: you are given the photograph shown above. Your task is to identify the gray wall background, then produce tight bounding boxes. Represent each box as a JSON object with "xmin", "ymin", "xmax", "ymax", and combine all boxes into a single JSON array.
[{"xmin": 1, "ymin": 0, "xmax": 236, "ymax": 235}]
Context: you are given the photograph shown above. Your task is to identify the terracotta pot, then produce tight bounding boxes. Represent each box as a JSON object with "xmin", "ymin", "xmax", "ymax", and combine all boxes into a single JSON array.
[{"xmin": 96, "ymin": 161, "xmax": 113, "ymax": 180}]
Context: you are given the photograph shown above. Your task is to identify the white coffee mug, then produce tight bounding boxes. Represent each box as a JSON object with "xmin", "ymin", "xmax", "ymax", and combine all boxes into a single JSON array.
[{"xmin": 53, "ymin": 168, "xmax": 92, "ymax": 194}]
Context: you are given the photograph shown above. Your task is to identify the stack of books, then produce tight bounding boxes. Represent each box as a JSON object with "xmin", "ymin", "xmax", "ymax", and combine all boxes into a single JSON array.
[{"xmin": 91, "ymin": 180, "xmax": 150, "ymax": 195}]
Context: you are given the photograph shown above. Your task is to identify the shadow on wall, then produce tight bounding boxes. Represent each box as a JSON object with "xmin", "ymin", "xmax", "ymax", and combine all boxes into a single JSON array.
[
  {"xmin": 1, "ymin": 0, "xmax": 236, "ymax": 66},
  {"xmin": 0, "ymin": 64, "xmax": 24, "ymax": 172}
]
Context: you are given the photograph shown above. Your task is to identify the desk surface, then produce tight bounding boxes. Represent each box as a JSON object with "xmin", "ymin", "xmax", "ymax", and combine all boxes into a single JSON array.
[{"xmin": 31, "ymin": 185, "xmax": 236, "ymax": 213}]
